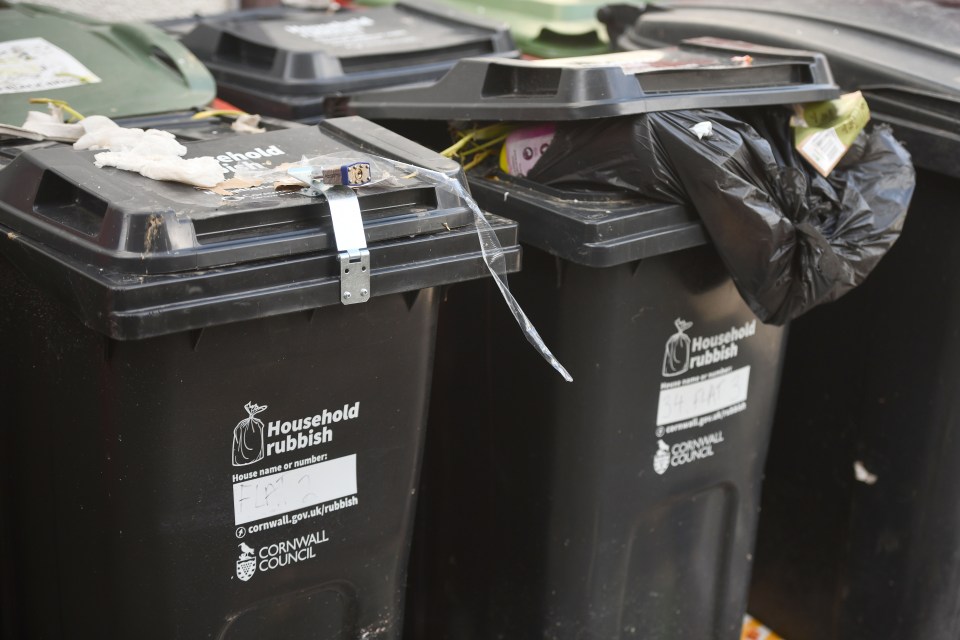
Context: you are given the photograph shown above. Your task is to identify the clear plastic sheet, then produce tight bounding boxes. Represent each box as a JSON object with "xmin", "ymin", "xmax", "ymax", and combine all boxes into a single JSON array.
[{"xmin": 237, "ymin": 153, "xmax": 573, "ymax": 382}]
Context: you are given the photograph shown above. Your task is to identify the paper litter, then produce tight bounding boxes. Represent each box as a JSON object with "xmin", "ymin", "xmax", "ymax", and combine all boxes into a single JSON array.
[
  {"xmin": 0, "ymin": 105, "xmax": 85, "ymax": 142},
  {"xmin": 72, "ymin": 116, "xmax": 225, "ymax": 188},
  {"xmin": 231, "ymin": 113, "xmax": 266, "ymax": 134}
]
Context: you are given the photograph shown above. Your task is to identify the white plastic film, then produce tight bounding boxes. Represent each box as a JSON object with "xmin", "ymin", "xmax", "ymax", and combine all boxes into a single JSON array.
[{"xmin": 237, "ymin": 154, "xmax": 573, "ymax": 382}]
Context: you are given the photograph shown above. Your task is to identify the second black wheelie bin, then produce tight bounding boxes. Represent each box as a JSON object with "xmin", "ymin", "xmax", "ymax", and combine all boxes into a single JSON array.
[
  {"xmin": 158, "ymin": 1, "xmax": 518, "ymax": 121},
  {"xmin": 600, "ymin": 2, "xmax": 960, "ymax": 638},
  {"xmin": 348, "ymin": 41, "xmax": 846, "ymax": 639}
]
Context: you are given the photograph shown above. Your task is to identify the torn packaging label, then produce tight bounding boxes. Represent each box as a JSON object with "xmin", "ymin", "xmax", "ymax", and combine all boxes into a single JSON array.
[
  {"xmin": 793, "ymin": 91, "xmax": 871, "ymax": 177},
  {"xmin": 528, "ymin": 108, "xmax": 915, "ymax": 324}
]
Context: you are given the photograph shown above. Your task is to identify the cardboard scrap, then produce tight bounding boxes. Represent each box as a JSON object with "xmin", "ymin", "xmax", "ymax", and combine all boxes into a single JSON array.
[
  {"xmin": 206, "ymin": 176, "xmax": 265, "ymax": 196},
  {"xmin": 742, "ymin": 615, "xmax": 784, "ymax": 640}
]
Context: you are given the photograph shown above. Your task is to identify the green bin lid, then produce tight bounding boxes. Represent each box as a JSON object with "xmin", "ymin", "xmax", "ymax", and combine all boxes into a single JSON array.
[
  {"xmin": 0, "ymin": 3, "xmax": 215, "ymax": 125},
  {"xmin": 360, "ymin": 0, "xmax": 641, "ymax": 57}
]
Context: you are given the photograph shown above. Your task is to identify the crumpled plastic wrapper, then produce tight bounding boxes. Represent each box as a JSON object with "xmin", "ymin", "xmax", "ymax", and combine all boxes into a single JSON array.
[
  {"xmin": 73, "ymin": 116, "xmax": 225, "ymax": 188},
  {"xmin": 0, "ymin": 105, "xmax": 85, "ymax": 142},
  {"xmin": 231, "ymin": 113, "xmax": 265, "ymax": 134}
]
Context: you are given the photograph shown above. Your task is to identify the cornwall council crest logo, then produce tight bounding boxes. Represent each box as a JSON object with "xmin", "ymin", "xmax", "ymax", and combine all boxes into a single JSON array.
[
  {"xmin": 236, "ymin": 542, "xmax": 256, "ymax": 582},
  {"xmin": 653, "ymin": 440, "xmax": 671, "ymax": 475}
]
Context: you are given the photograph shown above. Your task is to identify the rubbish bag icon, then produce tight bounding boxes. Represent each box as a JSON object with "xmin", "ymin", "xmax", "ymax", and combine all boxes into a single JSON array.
[
  {"xmin": 232, "ymin": 402, "xmax": 268, "ymax": 467},
  {"xmin": 662, "ymin": 318, "xmax": 693, "ymax": 377}
]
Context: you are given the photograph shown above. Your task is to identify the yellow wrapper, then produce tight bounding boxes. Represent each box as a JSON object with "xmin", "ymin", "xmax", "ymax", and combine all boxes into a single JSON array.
[
  {"xmin": 741, "ymin": 614, "xmax": 785, "ymax": 640},
  {"xmin": 793, "ymin": 90, "xmax": 871, "ymax": 177}
]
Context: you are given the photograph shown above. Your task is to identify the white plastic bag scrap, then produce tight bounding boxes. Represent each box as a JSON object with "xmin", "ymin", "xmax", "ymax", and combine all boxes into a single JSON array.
[
  {"xmin": 0, "ymin": 106, "xmax": 122, "ymax": 143},
  {"xmin": 0, "ymin": 107, "xmax": 86, "ymax": 143},
  {"xmin": 20, "ymin": 109, "xmax": 85, "ymax": 141},
  {"xmin": 94, "ymin": 152, "xmax": 226, "ymax": 188},
  {"xmin": 231, "ymin": 113, "xmax": 266, "ymax": 134},
  {"xmin": 78, "ymin": 114, "xmax": 117, "ymax": 132},
  {"xmin": 75, "ymin": 125, "xmax": 186, "ymax": 155},
  {"xmin": 72, "ymin": 118, "xmax": 226, "ymax": 188},
  {"xmin": 690, "ymin": 121, "xmax": 713, "ymax": 140}
]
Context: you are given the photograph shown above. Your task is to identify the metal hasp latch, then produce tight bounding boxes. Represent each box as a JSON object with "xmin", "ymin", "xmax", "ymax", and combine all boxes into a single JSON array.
[{"xmin": 324, "ymin": 184, "xmax": 370, "ymax": 305}]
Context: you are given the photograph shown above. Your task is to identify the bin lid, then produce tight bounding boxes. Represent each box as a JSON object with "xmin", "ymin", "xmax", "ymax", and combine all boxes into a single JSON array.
[
  {"xmin": 396, "ymin": 0, "xmax": 623, "ymax": 58},
  {"xmin": 612, "ymin": 0, "xmax": 960, "ymax": 176},
  {"xmin": 0, "ymin": 3, "xmax": 215, "ymax": 126},
  {"xmin": 160, "ymin": 2, "xmax": 519, "ymax": 119},
  {"xmin": 348, "ymin": 37, "xmax": 838, "ymax": 121},
  {"xmin": 0, "ymin": 116, "xmax": 520, "ymax": 338},
  {"xmin": 467, "ymin": 168, "xmax": 706, "ymax": 267}
]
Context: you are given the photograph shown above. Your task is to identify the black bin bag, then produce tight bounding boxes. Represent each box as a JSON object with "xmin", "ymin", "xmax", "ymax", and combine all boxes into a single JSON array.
[{"xmin": 528, "ymin": 108, "xmax": 916, "ymax": 324}]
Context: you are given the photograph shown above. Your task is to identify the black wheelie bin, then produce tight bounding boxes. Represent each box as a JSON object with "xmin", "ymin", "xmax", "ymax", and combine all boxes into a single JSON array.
[
  {"xmin": 347, "ymin": 41, "xmax": 849, "ymax": 640},
  {"xmin": 158, "ymin": 1, "xmax": 518, "ymax": 121},
  {"xmin": 0, "ymin": 117, "xmax": 520, "ymax": 640},
  {"xmin": 599, "ymin": 2, "xmax": 960, "ymax": 638}
]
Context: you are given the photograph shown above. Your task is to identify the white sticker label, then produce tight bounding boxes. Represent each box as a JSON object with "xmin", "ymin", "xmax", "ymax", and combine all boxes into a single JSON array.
[
  {"xmin": 525, "ymin": 48, "xmax": 751, "ymax": 74},
  {"xmin": 233, "ymin": 454, "xmax": 358, "ymax": 526},
  {"xmin": 799, "ymin": 128, "xmax": 847, "ymax": 176},
  {"xmin": 284, "ymin": 18, "xmax": 418, "ymax": 50},
  {"xmin": 502, "ymin": 124, "xmax": 556, "ymax": 177},
  {"xmin": 0, "ymin": 37, "xmax": 102, "ymax": 95},
  {"xmin": 527, "ymin": 49, "xmax": 669, "ymax": 71},
  {"xmin": 656, "ymin": 365, "xmax": 750, "ymax": 427}
]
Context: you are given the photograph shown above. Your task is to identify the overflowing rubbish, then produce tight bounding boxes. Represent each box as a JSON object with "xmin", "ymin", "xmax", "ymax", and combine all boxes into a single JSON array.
[{"xmin": 525, "ymin": 102, "xmax": 915, "ymax": 323}]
